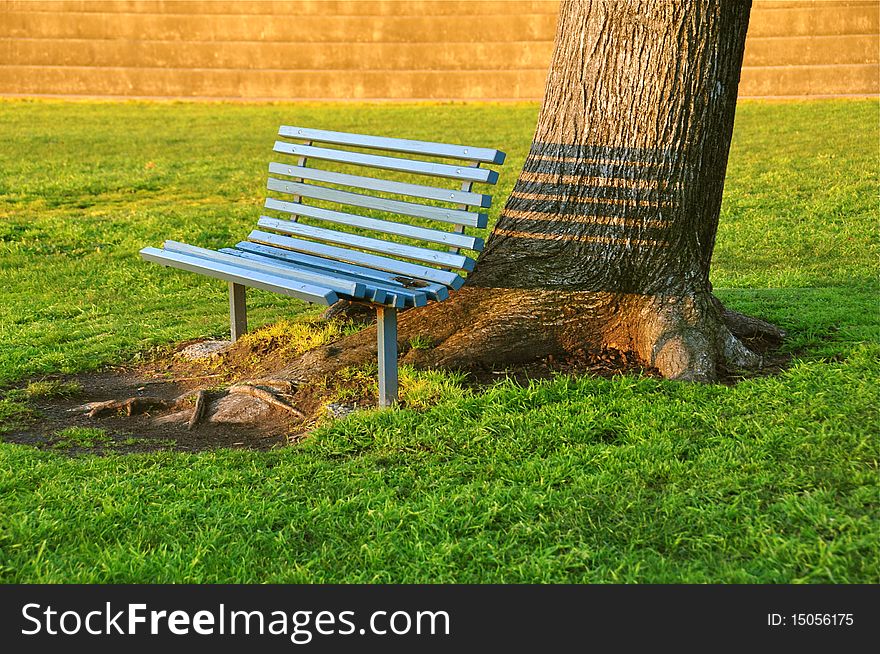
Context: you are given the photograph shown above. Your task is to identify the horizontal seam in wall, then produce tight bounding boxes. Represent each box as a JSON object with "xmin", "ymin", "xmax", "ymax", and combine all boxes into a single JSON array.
[
  {"xmin": 0, "ymin": 37, "xmax": 557, "ymax": 45},
  {"xmin": 4, "ymin": 35, "xmax": 874, "ymax": 46},
  {"xmin": 0, "ymin": 92, "xmax": 876, "ymax": 102},
  {"xmin": 0, "ymin": 65, "xmax": 551, "ymax": 73},
  {"xmin": 0, "ymin": 11, "xmax": 561, "ymax": 18},
  {"xmin": 750, "ymin": 3, "xmax": 880, "ymax": 12},
  {"xmin": 0, "ymin": 92, "xmax": 549, "ymax": 102},
  {"xmin": 3, "ymin": 64, "xmax": 875, "ymax": 73},
  {"xmin": 741, "ymin": 63, "xmax": 879, "ymax": 70},
  {"xmin": 2, "ymin": 35, "xmax": 876, "ymax": 44},
  {"xmin": 747, "ymin": 33, "xmax": 880, "ymax": 40}
]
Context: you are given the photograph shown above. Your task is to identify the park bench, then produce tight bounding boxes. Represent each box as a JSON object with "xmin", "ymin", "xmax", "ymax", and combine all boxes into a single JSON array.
[{"xmin": 140, "ymin": 126, "xmax": 505, "ymax": 407}]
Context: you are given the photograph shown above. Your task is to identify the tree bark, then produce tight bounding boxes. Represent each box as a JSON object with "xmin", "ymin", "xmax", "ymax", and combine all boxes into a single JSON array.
[{"xmin": 290, "ymin": 0, "xmax": 781, "ymax": 384}]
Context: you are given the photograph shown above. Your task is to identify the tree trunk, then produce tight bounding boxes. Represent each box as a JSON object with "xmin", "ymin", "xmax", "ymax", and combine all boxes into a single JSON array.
[{"xmin": 291, "ymin": 0, "xmax": 783, "ymax": 384}]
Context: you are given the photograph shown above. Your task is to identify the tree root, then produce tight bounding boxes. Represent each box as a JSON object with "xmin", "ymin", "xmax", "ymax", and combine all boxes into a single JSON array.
[
  {"xmin": 81, "ymin": 380, "xmax": 304, "ymax": 427},
  {"xmin": 635, "ymin": 293, "xmax": 768, "ymax": 382},
  {"xmin": 187, "ymin": 390, "xmax": 208, "ymax": 431},
  {"xmin": 274, "ymin": 287, "xmax": 784, "ymax": 386},
  {"xmin": 227, "ymin": 384, "xmax": 305, "ymax": 419},
  {"xmin": 723, "ymin": 308, "xmax": 786, "ymax": 343},
  {"xmin": 235, "ymin": 379, "xmax": 297, "ymax": 394},
  {"xmin": 86, "ymin": 396, "xmax": 177, "ymax": 418},
  {"xmin": 135, "ymin": 374, "xmax": 222, "ymax": 387}
]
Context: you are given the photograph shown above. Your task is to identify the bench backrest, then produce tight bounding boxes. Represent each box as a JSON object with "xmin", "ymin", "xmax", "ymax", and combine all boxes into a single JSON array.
[{"xmin": 244, "ymin": 126, "xmax": 505, "ymax": 292}]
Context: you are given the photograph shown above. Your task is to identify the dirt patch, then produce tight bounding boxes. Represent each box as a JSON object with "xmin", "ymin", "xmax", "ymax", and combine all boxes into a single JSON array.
[
  {"xmin": 1, "ymin": 331, "xmax": 792, "ymax": 456},
  {"xmin": 4, "ymin": 368, "xmax": 294, "ymax": 455}
]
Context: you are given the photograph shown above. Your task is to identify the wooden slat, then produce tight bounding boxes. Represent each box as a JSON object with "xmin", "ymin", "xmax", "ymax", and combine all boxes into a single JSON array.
[
  {"xmin": 140, "ymin": 247, "xmax": 337, "ymax": 305},
  {"xmin": 233, "ymin": 241, "xmax": 449, "ymax": 302},
  {"xmin": 247, "ymin": 230, "xmax": 465, "ymax": 289},
  {"xmin": 278, "ymin": 125, "xmax": 506, "ymax": 164},
  {"xmin": 268, "ymin": 163, "xmax": 492, "ymax": 208},
  {"xmin": 162, "ymin": 240, "xmax": 366, "ymax": 299},
  {"xmin": 220, "ymin": 248, "xmax": 428, "ymax": 308},
  {"xmin": 267, "ymin": 177, "xmax": 488, "ymax": 230},
  {"xmin": 263, "ymin": 195, "xmax": 484, "ymax": 251},
  {"xmin": 258, "ymin": 216, "xmax": 476, "ymax": 271},
  {"xmin": 273, "ymin": 141, "xmax": 499, "ymax": 184}
]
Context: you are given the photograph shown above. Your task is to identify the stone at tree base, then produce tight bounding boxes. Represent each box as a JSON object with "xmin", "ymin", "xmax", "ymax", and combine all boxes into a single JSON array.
[
  {"xmin": 177, "ymin": 340, "xmax": 232, "ymax": 361},
  {"xmin": 325, "ymin": 403, "xmax": 359, "ymax": 419},
  {"xmin": 152, "ymin": 408, "xmax": 192, "ymax": 426},
  {"xmin": 207, "ymin": 394, "xmax": 277, "ymax": 424}
]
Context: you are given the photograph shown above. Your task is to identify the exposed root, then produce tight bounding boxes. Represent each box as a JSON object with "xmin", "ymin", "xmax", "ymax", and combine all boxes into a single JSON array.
[
  {"xmin": 723, "ymin": 307, "xmax": 786, "ymax": 343},
  {"xmin": 710, "ymin": 295, "xmax": 786, "ymax": 343},
  {"xmin": 81, "ymin": 389, "xmax": 197, "ymax": 419},
  {"xmin": 87, "ymin": 396, "xmax": 176, "ymax": 418},
  {"xmin": 227, "ymin": 383, "xmax": 305, "ymax": 419},
  {"xmin": 651, "ymin": 330, "xmax": 715, "ymax": 381},
  {"xmin": 236, "ymin": 379, "xmax": 297, "ymax": 394},
  {"xmin": 79, "ymin": 378, "xmax": 304, "ymax": 429},
  {"xmin": 718, "ymin": 325, "xmax": 763, "ymax": 371},
  {"xmin": 135, "ymin": 374, "xmax": 222, "ymax": 387},
  {"xmin": 634, "ymin": 292, "xmax": 768, "ymax": 381},
  {"xmin": 276, "ymin": 287, "xmax": 783, "ymax": 386},
  {"xmin": 187, "ymin": 390, "xmax": 208, "ymax": 431}
]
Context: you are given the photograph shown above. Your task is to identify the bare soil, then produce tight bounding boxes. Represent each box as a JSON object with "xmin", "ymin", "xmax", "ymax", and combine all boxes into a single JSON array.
[
  {"xmin": 5, "ymin": 369, "xmax": 291, "ymax": 454},
  {"xmin": 2, "ymin": 333, "xmax": 790, "ymax": 457}
]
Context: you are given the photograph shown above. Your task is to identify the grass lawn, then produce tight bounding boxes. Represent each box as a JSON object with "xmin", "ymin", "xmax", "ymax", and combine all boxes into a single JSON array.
[{"xmin": 0, "ymin": 98, "xmax": 877, "ymax": 583}]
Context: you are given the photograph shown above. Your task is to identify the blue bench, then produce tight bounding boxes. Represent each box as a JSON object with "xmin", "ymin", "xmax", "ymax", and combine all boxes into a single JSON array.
[{"xmin": 141, "ymin": 126, "xmax": 505, "ymax": 406}]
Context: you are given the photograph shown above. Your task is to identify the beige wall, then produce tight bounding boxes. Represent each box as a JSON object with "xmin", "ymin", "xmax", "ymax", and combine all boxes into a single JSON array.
[{"xmin": 0, "ymin": 0, "xmax": 877, "ymax": 100}]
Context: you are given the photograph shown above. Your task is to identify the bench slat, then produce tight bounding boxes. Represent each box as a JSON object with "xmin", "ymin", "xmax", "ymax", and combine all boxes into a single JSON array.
[
  {"xmin": 223, "ymin": 249, "xmax": 427, "ymax": 308},
  {"xmin": 278, "ymin": 126, "xmax": 506, "ymax": 165},
  {"xmin": 140, "ymin": 247, "xmax": 338, "ymax": 306},
  {"xmin": 267, "ymin": 178, "xmax": 488, "ymax": 231},
  {"xmin": 264, "ymin": 195, "xmax": 483, "ymax": 251},
  {"xmin": 268, "ymin": 163, "xmax": 491, "ymax": 208},
  {"xmin": 258, "ymin": 217, "xmax": 476, "ymax": 272},
  {"xmin": 221, "ymin": 248, "xmax": 428, "ymax": 309},
  {"xmin": 273, "ymin": 142, "xmax": 499, "ymax": 185},
  {"xmin": 248, "ymin": 230, "xmax": 465, "ymax": 290},
  {"xmin": 233, "ymin": 241, "xmax": 449, "ymax": 302},
  {"xmin": 372, "ymin": 288, "xmax": 390, "ymax": 306},
  {"xmin": 162, "ymin": 241, "xmax": 366, "ymax": 299},
  {"xmin": 219, "ymin": 248, "xmax": 403, "ymax": 308}
]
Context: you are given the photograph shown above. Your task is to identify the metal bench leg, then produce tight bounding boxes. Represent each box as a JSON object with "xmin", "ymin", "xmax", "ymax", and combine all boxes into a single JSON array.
[
  {"xmin": 377, "ymin": 306, "xmax": 398, "ymax": 407},
  {"xmin": 229, "ymin": 282, "xmax": 247, "ymax": 342}
]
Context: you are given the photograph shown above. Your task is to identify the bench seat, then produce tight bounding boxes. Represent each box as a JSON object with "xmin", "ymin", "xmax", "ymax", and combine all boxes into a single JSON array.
[
  {"xmin": 143, "ymin": 240, "xmax": 440, "ymax": 309},
  {"xmin": 141, "ymin": 125, "xmax": 504, "ymax": 406}
]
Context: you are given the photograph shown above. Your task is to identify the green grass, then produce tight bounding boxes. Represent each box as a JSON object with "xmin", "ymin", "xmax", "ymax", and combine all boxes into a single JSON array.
[
  {"xmin": 0, "ymin": 98, "xmax": 877, "ymax": 583},
  {"xmin": 0, "ymin": 398, "xmax": 33, "ymax": 436},
  {"xmin": 50, "ymin": 427, "xmax": 112, "ymax": 449},
  {"xmin": 24, "ymin": 379, "xmax": 82, "ymax": 400}
]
